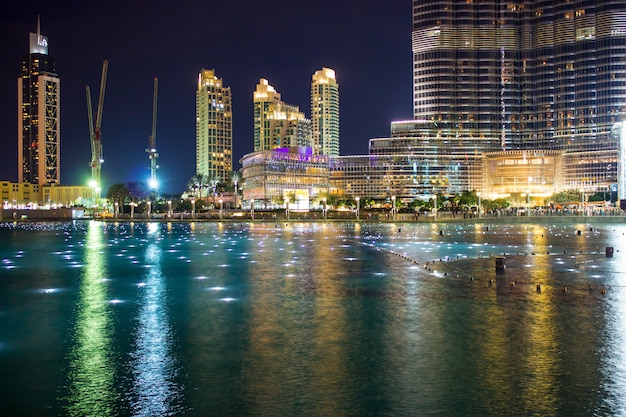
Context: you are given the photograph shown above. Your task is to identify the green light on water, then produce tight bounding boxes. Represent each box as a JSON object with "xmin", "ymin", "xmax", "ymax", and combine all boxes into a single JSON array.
[{"xmin": 66, "ymin": 221, "xmax": 119, "ymax": 416}]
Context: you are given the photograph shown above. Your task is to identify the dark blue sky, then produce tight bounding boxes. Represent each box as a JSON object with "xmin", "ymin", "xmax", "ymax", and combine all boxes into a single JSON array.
[{"xmin": 0, "ymin": 0, "xmax": 412, "ymax": 194}]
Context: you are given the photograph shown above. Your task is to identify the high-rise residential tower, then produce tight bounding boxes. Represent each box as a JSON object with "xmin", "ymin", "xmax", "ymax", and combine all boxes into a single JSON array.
[
  {"xmin": 411, "ymin": 1, "xmax": 626, "ymax": 193},
  {"xmin": 311, "ymin": 68, "xmax": 339, "ymax": 156},
  {"xmin": 18, "ymin": 18, "xmax": 60, "ymax": 185},
  {"xmin": 196, "ymin": 69, "xmax": 232, "ymax": 182},
  {"xmin": 253, "ymin": 78, "xmax": 311, "ymax": 152}
]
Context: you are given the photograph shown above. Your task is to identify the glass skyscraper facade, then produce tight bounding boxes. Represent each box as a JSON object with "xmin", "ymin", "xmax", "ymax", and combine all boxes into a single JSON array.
[{"xmin": 412, "ymin": 0, "xmax": 626, "ymax": 194}]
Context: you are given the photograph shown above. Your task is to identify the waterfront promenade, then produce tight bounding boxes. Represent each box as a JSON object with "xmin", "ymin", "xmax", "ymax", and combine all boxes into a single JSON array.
[
  {"xmin": 4, "ymin": 207, "xmax": 626, "ymax": 224},
  {"xmin": 97, "ymin": 209, "xmax": 626, "ymax": 224}
]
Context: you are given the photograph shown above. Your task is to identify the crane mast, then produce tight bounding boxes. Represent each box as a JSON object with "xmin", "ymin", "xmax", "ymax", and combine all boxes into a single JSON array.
[
  {"xmin": 86, "ymin": 59, "xmax": 109, "ymax": 205},
  {"xmin": 146, "ymin": 78, "xmax": 159, "ymax": 191}
]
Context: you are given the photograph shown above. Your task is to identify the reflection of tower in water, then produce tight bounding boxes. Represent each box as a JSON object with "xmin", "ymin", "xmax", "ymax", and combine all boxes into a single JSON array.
[{"xmin": 238, "ymin": 224, "xmax": 358, "ymax": 413}]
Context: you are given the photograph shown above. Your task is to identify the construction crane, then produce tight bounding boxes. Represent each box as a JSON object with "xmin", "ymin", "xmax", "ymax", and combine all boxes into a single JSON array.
[
  {"xmin": 146, "ymin": 78, "xmax": 159, "ymax": 191},
  {"xmin": 86, "ymin": 59, "xmax": 109, "ymax": 205}
]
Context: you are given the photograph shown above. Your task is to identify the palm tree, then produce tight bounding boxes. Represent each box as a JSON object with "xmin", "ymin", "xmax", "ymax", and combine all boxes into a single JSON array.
[
  {"xmin": 209, "ymin": 175, "xmax": 220, "ymax": 206},
  {"xmin": 106, "ymin": 183, "xmax": 130, "ymax": 214},
  {"xmin": 198, "ymin": 173, "xmax": 209, "ymax": 201},
  {"xmin": 187, "ymin": 173, "xmax": 209, "ymax": 201},
  {"xmin": 231, "ymin": 171, "xmax": 241, "ymax": 208},
  {"xmin": 187, "ymin": 175, "xmax": 199, "ymax": 198},
  {"xmin": 231, "ymin": 171, "xmax": 241, "ymax": 195}
]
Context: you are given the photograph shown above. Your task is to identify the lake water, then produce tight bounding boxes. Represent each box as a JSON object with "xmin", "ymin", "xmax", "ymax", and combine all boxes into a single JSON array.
[{"xmin": 1, "ymin": 220, "xmax": 625, "ymax": 416}]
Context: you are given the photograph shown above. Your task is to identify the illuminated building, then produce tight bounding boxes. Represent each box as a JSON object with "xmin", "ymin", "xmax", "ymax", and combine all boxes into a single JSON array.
[
  {"xmin": 18, "ymin": 18, "xmax": 60, "ymax": 186},
  {"xmin": 410, "ymin": 1, "xmax": 626, "ymax": 196},
  {"xmin": 254, "ymin": 79, "xmax": 311, "ymax": 152},
  {"xmin": 369, "ymin": 120, "xmax": 484, "ymax": 195},
  {"xmin": 242, "ymin": 1, "xmax": 626, "ymax": 202},
  {"xmin": 0, "ymin": 181, "xmax": 40, "ymax": 205},
  {"xmin": 196, "ymin": 69, "xmax": 232, "ymax": 181},
  {"xmin": 329, "ymin": 154, "xmax": 429, "ymax": 199},
  {"xmin": 1, "ymin": 181, "xmax": 93, "ymax": 207},
  {"xmin": 311, "ymin": 68, "xmax": 339, "ymax": 156},
  {"xmin": 240, "ymin": 147, "xmax": 328, "ymax": 209},
  {"xmin": 482, "ymin": 150, "xmax": 564, "ymax": 198},
  {"xmin": 42, "ymin": 185, "xmax": 95, "ymax": 207},
  {"xmin": 330, "ymin": 121, "xmax": 483, "ymax": 199}
]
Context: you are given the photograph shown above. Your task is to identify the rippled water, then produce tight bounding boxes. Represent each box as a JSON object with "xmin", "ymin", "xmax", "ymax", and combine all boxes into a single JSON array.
[{"xmin": 1, "ymin": 220, "xmax": 625, "ymax": 416}]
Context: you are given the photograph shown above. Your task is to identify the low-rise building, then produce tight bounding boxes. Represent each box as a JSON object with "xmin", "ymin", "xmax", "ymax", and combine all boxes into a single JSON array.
[
  {"xmin": 1, "ymin": 181, "xmax": 94, "ymax": 208},
  {"xmin": 240, "ymin": 147, "xmax": 329, "ymax": 209},
  {"xmin": 1, "ymin": 181, "xmax": 40, "ymax": 206}
]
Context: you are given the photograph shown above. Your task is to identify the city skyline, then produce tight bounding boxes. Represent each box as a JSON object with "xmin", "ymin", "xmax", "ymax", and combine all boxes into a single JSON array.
[
  {"xmin": 0, "ymin": 1, "xmax": 411, "ymax": 194},
  {"xmin": 239, "ymin": 0, "xmax": 626, "ymax": 207}
]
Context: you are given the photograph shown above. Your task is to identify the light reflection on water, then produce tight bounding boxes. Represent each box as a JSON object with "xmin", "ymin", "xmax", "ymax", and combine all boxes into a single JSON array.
[
  {"xmin": 600, "ymin": 281, "xmax": 626, "ymax": 415},
  {"xmin": 129, "ymin": 222, "xmax": 181, "ymax": 416},
  {"xmin": 1, "ymin": 221, "xmax": 626, "ymax": 416},
  {"xmin": 65, "ymin": 221, "xmax": 119, "ymax": 416}
]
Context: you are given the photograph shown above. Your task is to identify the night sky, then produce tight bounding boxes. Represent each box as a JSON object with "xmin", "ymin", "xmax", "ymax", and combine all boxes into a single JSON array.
[{"xmin": 1, "ymin": 0, "xmax": 412, "ymax": 194}]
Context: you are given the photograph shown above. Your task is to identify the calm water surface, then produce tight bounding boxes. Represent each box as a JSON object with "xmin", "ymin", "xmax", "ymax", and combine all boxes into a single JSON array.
[{"xmin": 1, "ymin": 220, "xmax": 625, "ymax": 416}]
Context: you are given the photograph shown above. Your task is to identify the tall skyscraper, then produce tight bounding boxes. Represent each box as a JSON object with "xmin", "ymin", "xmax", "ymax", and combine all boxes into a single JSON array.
[
  {"xmin": 196, "ymin": 69, "xmax": 232, "ymax": 182},
  {"xmin": 18, "ymin": 18, "xmax": 60, "ymax": 185},
  {"xmin": 253, "ymin": 78, "xmax": 311, "ymax": 152},
  {"xmin": 311, "ymin": 68, "xmax": 339, "ymax": 156},
  {"xmin": 411, "ymin": 1, "xmax": 626, "ymax": 193}
]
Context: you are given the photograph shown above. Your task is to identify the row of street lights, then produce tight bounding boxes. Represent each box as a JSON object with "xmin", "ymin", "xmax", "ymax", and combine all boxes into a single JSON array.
[
  {"xmin": 189, "ymin": 198, "xmax": 223, "ymax": 220},
  {"xmin": 111, "ymin": 199, "xmax": 174, "ymax": 219},
  {"xmin": 107, "ymin": 193, "xmax": 488, "ymax": 221},
  {"xmin": 107, "ymin": 193, "xmax": 472, "ymax": 221}
]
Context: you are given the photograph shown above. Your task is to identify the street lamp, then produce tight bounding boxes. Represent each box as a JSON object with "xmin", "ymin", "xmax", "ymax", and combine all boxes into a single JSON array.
[
  {"xmin": 391, "ymin": 195, "xmax": 396, "ymax": 220},
  {"xmin": 232, "ymin": 173, "xmax": 240, "ymax": 208},
  {"xmin": 219, "ymin": 198, "xmax": 223, "ymax": 221},
  {"xmin": 114, "ymin": 201, "xmax": 118, "ymax": 219},
  {"xmin": 580, "ymin": 188, "xmax": 587, "ymax": 216},
  {"xmin": 130, "ymin": 202, "xmax": 136, "ymax": 219},
  {"xmin": 476, "ymin": 192, "xmax": 481, "ymax": 219},
  {"xmin": 355, "ymin": 196, "xmax": 360, "ymax": 221},
  {"xmin": 191, "ymin": 198, "xmax": 195, "ymax": 220},
  {"xmin": 250, "ymin": 199, "xmax": 254, "ymax": 220},
  {"xmin": 147, "ymin": 201, "xmax": 151, "ymax": 219},
  {"xmin": 167, "ymin": 200, "xmax": 172, "ymax": 218},
  {"xmin": 322, "ymin": 197, "xmax": 327, "ymax": 221}
]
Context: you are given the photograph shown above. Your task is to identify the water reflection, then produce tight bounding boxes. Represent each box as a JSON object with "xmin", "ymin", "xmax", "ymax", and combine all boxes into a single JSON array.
[
  {"xmin": 238, "ymin": 227, "xmax": 357, "ymax": 415},
  {"xmin": 514, "ymin": 257, "xmax": 559, "ymax": 415},
  {"xmin": 129, "ymin": 222, "xmax": 180, "ymax": 415},
  {"xmin": 29, "ymin": 221, "xmax": 626, "ymax": 416},
  {"xmin": 65, "ymin": 221, "xmax": 119, "ymax": 416},
  {"xmin": 602, "ymin": 290, "xmax": 626, "ymax": 415},
  {"xmin": 599, "ymin": 227, "xmax": 626, "ymax": 415}
]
